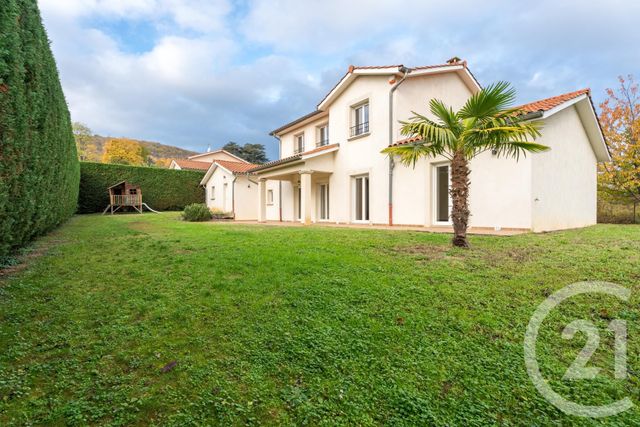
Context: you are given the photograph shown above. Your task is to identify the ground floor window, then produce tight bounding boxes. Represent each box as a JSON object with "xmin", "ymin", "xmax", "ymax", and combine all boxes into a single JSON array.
[
  {"xmin": 353, "ymin": 175, "xmax": 369, "ymax": 222},
  {"xmin": 435, "ymin": 164, "xmax": 450, "ymax": 223},
  {"xmin": 318, "ymin": 183, "xmax": 329, "ymax": 220}
]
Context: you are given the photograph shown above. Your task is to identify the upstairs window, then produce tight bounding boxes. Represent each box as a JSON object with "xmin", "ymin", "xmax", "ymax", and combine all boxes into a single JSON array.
[
  {"xmin": 317, "ymin": 125, "xmax": 329, "ymax": 147},
  {"xmin": 294, "ymin": 133, "xmax": 305, "ymax": 154},
  {"xmin": 351, "ymin": 102, "xmax": 369, "ymax": 137}
]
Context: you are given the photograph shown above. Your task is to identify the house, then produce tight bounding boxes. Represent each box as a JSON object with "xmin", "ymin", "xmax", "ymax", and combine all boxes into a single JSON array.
[
  {"xmin": 169, "ymin": 149, "xmax": 247, "ymax": 171},
  {"xmin": 249, "ymin": 59, "xmax": 609, "ymax": 232},
  {"xmin": 199, "ymin": 160, "xmax": 258, "ymax": 220}
]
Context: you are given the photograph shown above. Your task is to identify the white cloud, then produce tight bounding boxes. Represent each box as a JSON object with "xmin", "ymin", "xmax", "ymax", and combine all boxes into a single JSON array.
[{"xmin": 38, "ymin": 0, "xmax": 640, "ymax": 158}]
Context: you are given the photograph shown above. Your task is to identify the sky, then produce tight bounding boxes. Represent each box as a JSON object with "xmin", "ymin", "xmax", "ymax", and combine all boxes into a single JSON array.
[{"xmin": 39, "ymin": 0, "xmax": 640, "ymax": 160}]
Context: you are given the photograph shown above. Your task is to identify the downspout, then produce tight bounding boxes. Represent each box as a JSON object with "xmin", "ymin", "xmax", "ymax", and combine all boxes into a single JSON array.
[{"xmin": 388, "ymin": 67, "xmax": 410, "ymax": 226}]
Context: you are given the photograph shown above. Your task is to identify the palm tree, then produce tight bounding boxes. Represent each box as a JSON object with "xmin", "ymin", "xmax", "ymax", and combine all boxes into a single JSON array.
[{"xmin": 383, "ymin": 82, "xmax": 548, "ymax": 248}]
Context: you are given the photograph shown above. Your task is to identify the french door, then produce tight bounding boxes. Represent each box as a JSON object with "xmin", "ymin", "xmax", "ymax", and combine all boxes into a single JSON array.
[
  {"xmin": 353, "ymin": 175, "xmax": 369, "ymax": 222},
  {"xmin": 318, "ymin": 184, "xmax": 329, "ymax": 220},
  {"xmin": 434, "ymin": 164, "xmax": 451, "ymax": 224}
]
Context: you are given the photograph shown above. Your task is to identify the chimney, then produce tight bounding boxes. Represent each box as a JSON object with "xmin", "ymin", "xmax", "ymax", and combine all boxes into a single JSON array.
[{"xmin": 446, "ymin": 56, "xmax": 462, "ymax": 65}]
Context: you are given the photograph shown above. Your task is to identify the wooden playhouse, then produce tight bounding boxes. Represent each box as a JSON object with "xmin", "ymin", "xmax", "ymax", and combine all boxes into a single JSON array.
[{"xmin": 102, "ymin": 181, "xmax": 158, "ymax": 214}]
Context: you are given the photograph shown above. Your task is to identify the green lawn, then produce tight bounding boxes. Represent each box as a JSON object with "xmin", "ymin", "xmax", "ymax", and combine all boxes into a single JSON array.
[{"xmin": 1, "ymin": 214, "xmax": 639, "ymax": 426}]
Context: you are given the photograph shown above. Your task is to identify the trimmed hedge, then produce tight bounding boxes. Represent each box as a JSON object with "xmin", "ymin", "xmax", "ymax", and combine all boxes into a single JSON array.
[
  {"xmin": 79, "ymin": 162, "xmax": 205, "ymax": 213},
  {"xmin": 0, "ymin": 0, "xmax": 80, "ymax": 258}
]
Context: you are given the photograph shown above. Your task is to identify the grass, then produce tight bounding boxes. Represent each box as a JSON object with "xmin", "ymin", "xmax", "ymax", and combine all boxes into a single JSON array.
[{"xmin": 1, "ymin": 213, "xmax": 639, "ymax": 426}]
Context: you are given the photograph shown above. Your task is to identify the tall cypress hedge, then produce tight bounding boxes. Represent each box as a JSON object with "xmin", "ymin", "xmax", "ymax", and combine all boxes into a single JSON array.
[
  {"xmin": 0, "ymin": 0, "xmax": 80, "ymax": 258},
  {"xmin": 79, "ymin": 162, "xmax": 205, "ymax": 213}
]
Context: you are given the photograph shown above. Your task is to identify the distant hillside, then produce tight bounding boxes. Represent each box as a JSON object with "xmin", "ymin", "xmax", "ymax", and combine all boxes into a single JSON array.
[{"xmin": 78, "ymin": 135, "xmax": 198, "ymax": 165}]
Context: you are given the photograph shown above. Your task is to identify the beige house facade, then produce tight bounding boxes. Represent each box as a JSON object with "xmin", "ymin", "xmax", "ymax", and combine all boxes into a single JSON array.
[{"xmin": 248, "ymin": 60, "xmax": 609, "ymax": 232}]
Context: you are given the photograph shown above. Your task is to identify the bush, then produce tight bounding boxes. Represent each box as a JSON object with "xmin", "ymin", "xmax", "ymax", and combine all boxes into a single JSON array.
[
  {"xmin": 79, "ymin": 162, "xmax": 205, "ymax": 213},
  {"xmin": 182, "ymin": 203, "xmax": 212, "ymax": 222},
  {"xmin": 0, "ymin": 0, "xmax": 80, "ymax": 258}
]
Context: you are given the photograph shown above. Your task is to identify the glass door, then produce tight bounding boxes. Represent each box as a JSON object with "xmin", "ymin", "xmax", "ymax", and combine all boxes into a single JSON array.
[
  {"xmin": 318, "ymin": 184, "xmax": 329, "ymax": 220},
  {"xmin": 353, "ymin": 176, "xmax": 369, "ymax": 222},
  {"xmin": 434, "ymin": 164, "xmax": 450, "ymax": 223}
]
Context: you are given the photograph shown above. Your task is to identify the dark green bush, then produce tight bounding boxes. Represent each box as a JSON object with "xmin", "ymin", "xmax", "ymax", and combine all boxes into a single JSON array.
[
  {"xmin": 79, "ymin": 162, "xmax": 205, "ymax": 213},
  {"xmin": 182, "ymin": 203, "xmax": 212, "ymax": 222},
  {"xmin": 0, "ymin": 0, "xmax": 80, "ymax": 258}
]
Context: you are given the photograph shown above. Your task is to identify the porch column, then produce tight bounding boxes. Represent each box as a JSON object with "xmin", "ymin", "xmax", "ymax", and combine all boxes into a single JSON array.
[
  {"xmin": 300, "ymin": 171, "xmax": 313, "ymax": 225},
  {"xmin": 258, "ymin": 178, "xmax": 267, "ymax": 222}
]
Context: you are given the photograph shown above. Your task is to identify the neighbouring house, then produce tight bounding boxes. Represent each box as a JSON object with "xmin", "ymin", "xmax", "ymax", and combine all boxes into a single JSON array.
[
  {"xmin": 200, "ymin": 160, "xmax": 258, "ymax": 220},
  {"xmin": 249, "ymin": 58, "xmax": 609, "ymax": 232},
  {"xmin": 169, "ymin": 149, "xmax": 247, "ymax": 171}
]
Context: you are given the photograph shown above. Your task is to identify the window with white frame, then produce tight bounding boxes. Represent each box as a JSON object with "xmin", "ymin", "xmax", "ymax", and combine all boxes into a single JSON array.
[
  {"xmin": 210, "ymin": 186, "xmax": 215, "ymax": 200},
  {"xmin": 294, "ymin": 133, "xmax": 305, "ymax": 154},
  {"xmin": 351, "ymin": 102, "xmax": 369, "ymax": 137},
  {"xmin": 317, "ymin": 124, "xmax": 329, "ymax": 147},
  {"xmin": 267, "ymin": 189, "xmax": 274, "ymax": 205}
]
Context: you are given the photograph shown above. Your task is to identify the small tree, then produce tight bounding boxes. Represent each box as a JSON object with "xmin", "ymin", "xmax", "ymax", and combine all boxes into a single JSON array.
[
  {"xmin": 72, "ymin": 122, "xmax": 98, "ymax": 161},
  {"xmin": 383, "ymin": 82, "xmax": 547, "ymax": 247},
  {"xmin": 598, "ymin": 75, "xmax": 640, "ymax": 222},
  {"xmin": 102, "ymin": 138, "xmax": 147, "ymax": 165}
]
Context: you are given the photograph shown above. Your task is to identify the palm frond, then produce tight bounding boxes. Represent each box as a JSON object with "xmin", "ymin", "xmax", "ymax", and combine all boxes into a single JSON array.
[
  {"xmin": 459, "ymin": 81, "xmax": 516, "ymax": 119},
  {"xmin": 382, "ymin": 142, "xmax": 448, "ymax": 167}
]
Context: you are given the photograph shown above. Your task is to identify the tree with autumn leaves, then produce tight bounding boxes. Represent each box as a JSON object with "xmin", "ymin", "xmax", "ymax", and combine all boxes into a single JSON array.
[
  {"xmin": 598, "ymin": 75, "xmax": 640, "ymax": 222},
  {"xmin": 102, "ymin": 137, "xmax": 150, "ymax": 166}
]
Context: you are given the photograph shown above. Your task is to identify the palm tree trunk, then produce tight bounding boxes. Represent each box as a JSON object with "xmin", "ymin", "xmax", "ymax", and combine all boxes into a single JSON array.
[{"xmin": 450, "ymin": 152, "xmax": 470, "ymax": 247}]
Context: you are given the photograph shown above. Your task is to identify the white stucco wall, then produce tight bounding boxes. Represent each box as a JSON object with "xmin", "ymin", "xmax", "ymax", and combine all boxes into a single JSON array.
[
  {"xmin": 531, "ymin": 107, "xmax": 598, "ymax": 231},
  {"xmin": 204, "ymin": 167, "xmax": 233, "ymax": 212},
  {"xmin": 234, "ymin": 175, "xmax": 258, "ymax": 220}
]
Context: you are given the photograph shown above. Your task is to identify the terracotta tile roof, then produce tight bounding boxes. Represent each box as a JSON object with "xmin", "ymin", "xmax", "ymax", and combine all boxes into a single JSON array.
[
  {"xmin": 390, "ymin": 136, "xmax": 423, "ymax": 147},
  {"xmin": 515, "ymin": 89, "xmax": 590, "ymax": 113},
  {"xmin": 172, "ymin": 159, "xmax": 212, "ymax": 171},
  {"xmin": 301, "ymin": 142, "xmax": 339, "ymax": 157},
  {"xmin": 250, "ymin": 143, "xmax": 339, "ymax": 173},
  {"xmin": 215, "ymin": 160, "xmax": 258, "ymax": 173}
]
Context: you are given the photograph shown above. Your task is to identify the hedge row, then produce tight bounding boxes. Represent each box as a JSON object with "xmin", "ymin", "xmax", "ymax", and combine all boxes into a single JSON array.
[
  {"xmin": 0, "ymin": 0, "xmax": 80, "ymax": 258},
  {"xmin": 79, "ymin": 162, "xmax": 205, "ymax": 213}
]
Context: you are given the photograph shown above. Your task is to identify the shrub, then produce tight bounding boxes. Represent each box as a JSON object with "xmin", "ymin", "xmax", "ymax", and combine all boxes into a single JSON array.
[
  {"xmin": 0, "ymin": 0, "xmax": 80, "ymax": 258},
  {"xmin": 79, "ymin": 162, "xmax": 205, "ymax": 213},
  {"xmin": 182, "ymin": 204, "xmax": 212, "ymax": 222}
]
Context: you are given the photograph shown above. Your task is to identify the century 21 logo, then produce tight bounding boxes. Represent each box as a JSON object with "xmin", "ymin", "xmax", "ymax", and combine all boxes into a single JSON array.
[{"xmin": 524, "ymin": 282, "xmax": 633, "ymax": 418}]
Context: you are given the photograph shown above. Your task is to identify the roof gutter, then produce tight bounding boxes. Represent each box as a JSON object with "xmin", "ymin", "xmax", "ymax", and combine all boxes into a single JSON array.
[{"xmin": 388, "ymin": 66, "xmax": 410, "ymax": 226}]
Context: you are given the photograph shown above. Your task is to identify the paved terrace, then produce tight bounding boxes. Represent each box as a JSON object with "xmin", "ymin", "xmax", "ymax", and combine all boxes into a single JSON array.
[{"xmin": 212, "ymin": 220, "xmax": 528, "ymax": 236}]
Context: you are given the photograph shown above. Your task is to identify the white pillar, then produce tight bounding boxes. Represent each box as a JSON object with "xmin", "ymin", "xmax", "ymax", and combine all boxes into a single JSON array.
[
  {"xmin": 300, "ymin": 171, "xmax": 313, "ymax": 225},
  {"xmin": 258, "ymin": 179, "xmax": 267, "ymax": 222}
]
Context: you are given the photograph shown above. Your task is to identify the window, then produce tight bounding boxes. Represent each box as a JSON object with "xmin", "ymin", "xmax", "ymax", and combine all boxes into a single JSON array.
[
  {"xmin": 223, "ymin": 183, "xmax": 228, "ymax": 209},
  {"xmin": 353, "ymin": 175, "xmax": 369, "ymax": 222},
  {"xmin": 294, "ymin": 133, "xmax": 305, "ymax": 154},
  {"xmin": 267, "ymin": 189, "xmax": 274, "ymax": 205},
  {"xmin": 317, "ymin": 125, "xmax": 329, "ymax": 147},
  {"xmin": 318, "ymin": 184, "xmax": 329, "ymax": 220},
  {"xmin": 210, "ymin": 186, "xmax": 215, "ymax": 200},
  {"xmin": 351, "ymin": 102, "xmax": 369, "ymax": 137},
  {"xmin": 435, "ymin": 165, "xmax": 450, "ymax": 223}
]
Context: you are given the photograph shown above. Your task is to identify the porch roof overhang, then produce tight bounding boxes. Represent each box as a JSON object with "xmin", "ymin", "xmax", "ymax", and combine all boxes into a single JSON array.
[{"xmin": 250, "ymin": 143, "xmax": 339, "ymax": 176}]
